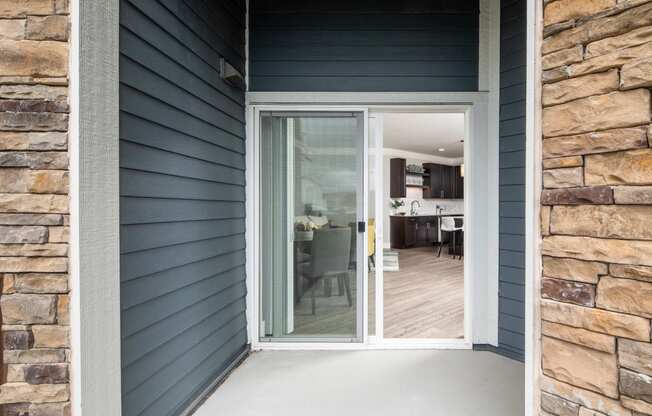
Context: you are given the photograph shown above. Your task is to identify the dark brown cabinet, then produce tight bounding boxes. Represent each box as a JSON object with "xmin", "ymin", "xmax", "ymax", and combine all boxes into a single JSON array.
[
  {"xmin": 423, "ymin": 163, "xmax": 463, "ymax": 199},
  {"xmin": 390, "ymin": 158, "xmax": 406, "ymax": 198},
  {"xmin": 390, "ymin": 216, "xmax": 437, "ymax": 249}
]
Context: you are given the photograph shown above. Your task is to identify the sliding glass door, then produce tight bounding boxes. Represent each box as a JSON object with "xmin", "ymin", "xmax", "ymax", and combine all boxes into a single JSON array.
[{"xmin": 258, "ymin": 110, "xmax": 366, "ymax": 342}]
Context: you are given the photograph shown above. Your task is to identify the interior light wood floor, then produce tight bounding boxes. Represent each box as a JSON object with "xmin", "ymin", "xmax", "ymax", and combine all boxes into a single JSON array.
[
  {"xmin": 292, "ymin": 246, "xmax": 464, "ymax": 339},
  {"xmin": 381, "ymin": 246, "xmax": 464, "ymax": 339}
]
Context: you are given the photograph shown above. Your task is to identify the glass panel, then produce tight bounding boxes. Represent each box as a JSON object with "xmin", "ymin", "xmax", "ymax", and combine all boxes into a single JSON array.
[{"xmin": 260, "ymin": 111, "xmax": 364, "ymax": 340}]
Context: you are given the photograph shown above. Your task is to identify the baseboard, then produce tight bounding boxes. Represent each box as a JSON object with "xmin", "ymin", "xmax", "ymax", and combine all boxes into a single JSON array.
[
  {"xmin": 181, "ymin": 344, "xmax": 251, "ymax": 416},
  {"xmin": 473, "ymin": 343, "xmax": 524, "ymax": 362}
]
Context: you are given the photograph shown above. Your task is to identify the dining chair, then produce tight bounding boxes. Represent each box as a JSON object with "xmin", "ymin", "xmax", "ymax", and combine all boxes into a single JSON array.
[{"xmin": 301, "ymin": 227, "xmax": 352, "ymax": 315}]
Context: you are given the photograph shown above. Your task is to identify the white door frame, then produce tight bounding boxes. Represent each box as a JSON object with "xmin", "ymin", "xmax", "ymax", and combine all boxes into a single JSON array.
[{"xmin": 245, "ymin": 92, "xmax": 498, "ymax": 351}]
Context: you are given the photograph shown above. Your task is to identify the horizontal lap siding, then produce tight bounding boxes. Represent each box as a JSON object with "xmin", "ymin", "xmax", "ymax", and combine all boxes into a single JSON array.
[
  {"xmin": 498, "ymin": 0, "xmax": 526, "ymax": 361},
  {"xmin": 249, "ymin": 1, "xmax": 479, "ymax": 92},
  {"xmin": 119, "ymin": 1, "xmax": 247, "ymax": 415}
]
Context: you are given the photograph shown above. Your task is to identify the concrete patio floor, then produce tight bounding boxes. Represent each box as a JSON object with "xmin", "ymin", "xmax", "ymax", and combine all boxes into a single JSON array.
[{"xmin": 193, "ymin": 350, "xmax": 524, "ymax": 416}]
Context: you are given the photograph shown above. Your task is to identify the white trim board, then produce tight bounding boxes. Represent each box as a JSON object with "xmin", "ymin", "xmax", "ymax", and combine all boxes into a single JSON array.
[
  {"xmin": 69, "ymin": 0, "xmax": 122, "ymax": 415},
  {"xmin": 525, "ymin": 0, "xmax": 543, "ymax": 414}
]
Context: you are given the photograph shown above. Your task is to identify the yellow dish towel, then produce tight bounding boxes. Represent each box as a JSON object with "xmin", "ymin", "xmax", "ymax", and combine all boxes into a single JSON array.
[{"xmin": 368, "ymin": 219, "xmax": 376, "ymax": 257}]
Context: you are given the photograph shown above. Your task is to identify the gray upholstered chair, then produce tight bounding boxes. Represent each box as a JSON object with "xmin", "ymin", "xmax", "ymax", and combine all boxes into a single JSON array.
[{"xmin": 301, "ymin": 227, "xmax": 352, "ymax": 315}]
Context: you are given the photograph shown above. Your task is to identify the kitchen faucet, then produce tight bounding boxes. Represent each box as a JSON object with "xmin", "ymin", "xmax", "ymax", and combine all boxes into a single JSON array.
[{"xmin": 410, "ymin": 200, "xmax": 421, "ymax": 216}]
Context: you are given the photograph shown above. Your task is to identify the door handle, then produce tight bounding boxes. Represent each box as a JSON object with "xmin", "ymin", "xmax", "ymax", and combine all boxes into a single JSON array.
[{"xmin": 357, "ymin": 221, "xmax": 366, "ymax": 233}]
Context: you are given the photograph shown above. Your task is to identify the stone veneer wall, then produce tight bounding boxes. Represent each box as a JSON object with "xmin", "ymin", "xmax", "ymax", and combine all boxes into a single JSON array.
[
  {"xmin": 0, "ymin": 0, "xmax": 70, "ymax": 415},
  {"xmin": 540, "ymin": 1, "xmax": 652, "ymax": 415}
]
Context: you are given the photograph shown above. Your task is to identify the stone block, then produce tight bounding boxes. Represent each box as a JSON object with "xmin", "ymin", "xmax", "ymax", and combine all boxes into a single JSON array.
[
  {"xmin": 579, "ymin": 408, "xmax": 607, "ymax": 416},
  {"xmin": 0, "ymin": 84, "xmax": 67, "ymax": 101},
  {"xmin": 541, "ymin": 375, "xmax": 633, "ymax": 416},
  {"xmin": 2, "ymin": 330, "xmax": 34, "ymax": 350},
  {"xmin": 543, "ymin": 66, "xmax": 570, "ymax": 84},
  {"xmin": 541, "ymin": 186, "xmax": 613, "ymax": 205},
  {"xmin": 621, "ymin": 56, "xmax": 652, "ymax": 89},
  {"xmin": 541, "ymin": 390, "xmax": 580, "ymax": 416},
  {"xmin": 0, "ymin": 214, "xmax": 63, "ymax": 226},
  {"xmin": 621, "ymin": 397, "xmax": 652, "ymax": 415},
  {"xmin": 614, "ymin": 186, "xmax": 652, "ymax": 204},
  {"xmin": 23, "ymin": 364, "xmax": 68, "ymax": 385},
  {"xmin": 0, "ymin": 112, "xmax": 68, "ymax": 132},
  {"xmin": 596, "ymin": 276, "xmax": 652, "ymax": 318},
  {"xmin": 543, "ymin": 167, "xmax": 583, "ymax": 188},
  {"xmin": 585, "ymin": 149, "xmax": 652, "ymax": 186},
  {"xmin": 0, "ymin": 1, "xmax": 54, "ymax": 17},
  {"xmin": 620, "ymin": 369, "xmax": 652, "ymax": 404},
  {"xmin": 542, "ymin": 235, "xmax": 652, "ymax": 267},
  {"xmin": 541, "ymin": 299, "xmax": 650, "ymax": 340},
  {"xmin": 0, "ymin": 226, "xmax": 47, "ymax": 243},
  {"xmin": 32, "ymin": 326, "xmax": 68, "ymax": 348},
  {"xmin": 25, "ymin": 16, "xmax": 68, "ymax": 41},
  {"xmin": 586, "ymin": 25, "xmax": 652, "ymax": 58},
  {"xmin": 0, "ymin": 383, "xmax": 68, "ymax": 404},
  {"xmin": 542, "ymin": 205, "xmax": 551, "ymax": 236},
  {"xmin": 542, "ymin": 127, "xmax": 648, "ymax": 159},
  {"xmin": 570, "ymin": 41, "xmax": 652, "ymax": 77},
  {"xmin": 542, "ymin": 278, "xmax": 596, "ymax": 306},
  {"xmin": 0, "ymin": 194, "xmax": 68, "ymax": 214},
  {"xmin": 542, "ymin": 70, "xmax": 619, "ymax": 107},
  {"xmin": 610, "ymin": 264, "xmax": 652, "ymax": 283},
  {"xmin": 543, "ymin": 45, "xmax": 584, "ymax": 70},
  {"xmin": 0, "ymin": 257, "xmax": 67, "ymax": 273},
  {"xmin": 2, "ymin": 273, "xmax": 15, "ymax": 293},
  {"xmin": 542, "ymin": 256, "xmax": 607, "ymax": 284},
  {"xmin": 544, "ymin": 0, "xmax": 615, "ymax": 26},
  {"xmin": 0, "ymin": 169, "xmax": 68, "ymax": 194},
  {"xmin": 47, "ymin": 226, "xmax": 67, "ymax": 243},
  {"xmin": 0, "ymin": 40, "xmax": 67, "ymax": 77},
  {"xmin": 543, "ymin": 90, "xmax": 650, "ymax": 138},
  {"xmin": 542, "ymin": 336, "xmax": 619, "ymax": 398},
  {"xmin": 542, "ymin": 321, "xmax": 615, "ymax": 353},
  {"xmin": 3, "ymin": 349, "xmax": 65, "ymax": 364},
  {"xmin": 543, "ymin": 156, "xmax": 584, "ymax": 169},
  {"xmin": 0, "ymin": 132, "xmax": 67, "ymax": 150},
  {"xmin": 0, "ymin": 243, "xmax": 67, "ymax": 257},
  {"xmin": 550, "ymin": 205, "xmax": 652, "ymax": 240},
  {"xmin": 14, "ymin": 274, "xmax": 67, "ymax": 294},
  {"xmin": 0, "ymin": 294, "xmax": 56, "ymax": 324},
  {"xmin": 0, "ymin": 152, "xmax": 68, "ymax": 169},
  {"xmin": 619, "ymin": 339, "xmax": 652, "ymax": 377},
  {"xmin": 0, "ymin": 19, "xmax": 26, "ymax": 40},
  {"xmin": 56, "ymin": 295, "xmax": 68, "ymax": 324}
]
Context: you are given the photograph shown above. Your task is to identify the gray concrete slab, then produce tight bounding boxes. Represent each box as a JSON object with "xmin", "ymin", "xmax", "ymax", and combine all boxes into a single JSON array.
[{"xmin": 193, "ymin": 350, "xmax": 524, "ymax": 416}]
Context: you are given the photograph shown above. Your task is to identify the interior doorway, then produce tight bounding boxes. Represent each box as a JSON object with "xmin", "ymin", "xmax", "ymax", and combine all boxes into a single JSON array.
[{"xmin": 368, "ymin": 110, "xmax": 470, "ymax": 347}]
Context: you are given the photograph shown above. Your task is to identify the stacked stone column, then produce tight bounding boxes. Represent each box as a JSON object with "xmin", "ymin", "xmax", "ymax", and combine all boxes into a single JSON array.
[
  {"xmin": 540, "ymin": 1, "xmax": 652, "ymax": 415},
  {"xmin": 0, "ymin": 0, "xmax": 70, "ymax": 414}
]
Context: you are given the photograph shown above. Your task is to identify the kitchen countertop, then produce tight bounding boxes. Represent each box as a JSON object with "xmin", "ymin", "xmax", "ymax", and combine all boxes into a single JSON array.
[{"xmin": 390, "ymin": 213, "xmax": 464, "ymax": 218}]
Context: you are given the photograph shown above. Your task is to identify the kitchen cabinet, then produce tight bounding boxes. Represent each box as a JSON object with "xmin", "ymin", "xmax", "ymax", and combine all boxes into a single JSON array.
[
  {"xmin": 390, "ymin": 216, "xmax": 437, "ymax": 249},
  {"xmin": 390, "ymin": 158, "xmax": 406, "ymax": 198},
  {"xmin": 423, "ymin": 163, "xmax": 463, "ymax": 199}
]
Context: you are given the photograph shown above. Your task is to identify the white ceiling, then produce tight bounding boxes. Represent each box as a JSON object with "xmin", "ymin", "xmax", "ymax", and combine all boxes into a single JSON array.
[{"xmin": 383, "ymin": 113, "xmax": 465, "ymax": 158}]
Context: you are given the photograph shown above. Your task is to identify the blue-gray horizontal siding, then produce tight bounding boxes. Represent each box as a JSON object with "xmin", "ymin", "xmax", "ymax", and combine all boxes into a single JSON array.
[
  {"xmin": 498, "ymin": 0, "xmax": 526, "ymax": 361},
  {"xmin": 119, "ymin": 1, "xmax": 247, "ymax": 415},
  {"xmin": 249, "ymin": 1, "xmax": 479, "ymax": 92}
]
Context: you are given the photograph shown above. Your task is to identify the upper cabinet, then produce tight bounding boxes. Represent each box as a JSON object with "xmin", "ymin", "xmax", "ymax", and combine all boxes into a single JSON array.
[
  {"xmin": 390, "ymin": 158, "xmax": 407, "ymax": 198},
  {"xmin": 423, "ymin": 163, "xmax": 464, "ymax": 199},
  {"xmin": 390, "ymin": 158, "xmax": 463, "ymax": 199}
]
